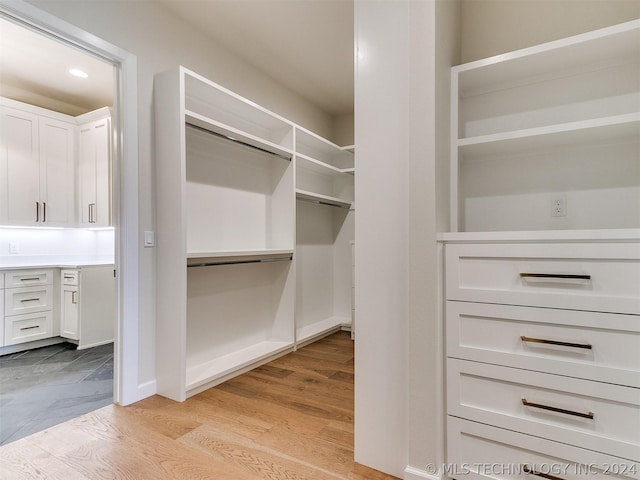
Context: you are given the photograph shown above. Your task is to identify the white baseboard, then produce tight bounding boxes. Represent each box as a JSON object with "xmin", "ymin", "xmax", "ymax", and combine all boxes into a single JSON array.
[
  {"xmin": 136, "ymin": 379, "xmax": 157, "ymax": 400},
  {"xmin": 405, "ymin": 465, "xmax": 442, "ymax": 480}
]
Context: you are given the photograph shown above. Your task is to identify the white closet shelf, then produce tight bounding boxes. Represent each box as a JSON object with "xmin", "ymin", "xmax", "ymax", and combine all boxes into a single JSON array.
[
  {"xmin": 456, "ymin": 19, "xmax": 640, "ymax": 95},
  {"xmin": 185, "ymin": 110, "xmax": 293, "ymax": 160},
  {"xmin": 186, "ymin": 339, "xmax": 294, "ymax": 393},
  {"xmin": 297, "ymin": 154, "xmax": 354, "ymax": 176},
  {"xmin": 297, "ymin": 316, "xmax": 348, "ymax": 344},
  {"xmin": 187, "ymin": 249, "xmax": 293, "ymax": 266},
  {"xmin": 458, "ymin": 113, "xmax": 640, "ymax": 159},
  {"xmin": 296, "ymin": 189, "xmax": 352, "ymax": 209}
]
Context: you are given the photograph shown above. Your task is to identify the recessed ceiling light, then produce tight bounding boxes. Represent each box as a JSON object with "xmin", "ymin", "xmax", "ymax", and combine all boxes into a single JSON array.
[{"xmin": 69, "ymin": 68, "xmax": 88, "ymax": 78}]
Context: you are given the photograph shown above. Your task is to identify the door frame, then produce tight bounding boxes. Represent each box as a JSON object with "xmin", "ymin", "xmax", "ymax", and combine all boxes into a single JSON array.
[{"xmin": 0, "ymin": 0, "xmax": 140, "ymax": 405}]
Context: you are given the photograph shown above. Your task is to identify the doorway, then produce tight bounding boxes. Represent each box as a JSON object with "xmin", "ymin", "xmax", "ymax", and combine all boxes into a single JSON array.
[{"xmin": 0, "ymin": 0, "xmax": 140, "ymax": 440}]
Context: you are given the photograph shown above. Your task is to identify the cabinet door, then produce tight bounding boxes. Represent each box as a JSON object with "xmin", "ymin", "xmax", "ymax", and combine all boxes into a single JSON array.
[
  {"xmin": 78, "ymin": 117, "xmax": 111, "ymax": 227},
  {"xmin": 0, "ymin": 106, "xmax": 40, "ymax": 225},
  {"xmin": 39, "ymin": 117, "xmax": 75, "ymax": 225},
  {"xmin": 61, "ymin": 285, "xmax": 79, "ymax": 340}
]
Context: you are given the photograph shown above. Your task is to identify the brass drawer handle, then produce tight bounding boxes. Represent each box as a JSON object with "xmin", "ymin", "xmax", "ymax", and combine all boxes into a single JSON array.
[
  {"xmin": 523, "ymin": 465, "xmax": 565, "ymax": 480},
  {"xmin": 521, "ymin": 336, "xmax": 592, "ymax": 350},
  {"xmin": 522, "ymin": 398, "xmax": 594, "ymax": 420},
  {"xmin": 520, "ymin": 272, "xmax": 591, "ymax": 280}
]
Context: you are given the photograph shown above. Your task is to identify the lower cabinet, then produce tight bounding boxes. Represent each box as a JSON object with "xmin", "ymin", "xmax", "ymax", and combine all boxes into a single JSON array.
[
  {"xmin": 443, "ymin": 237, "xmax": 640, "ymax": 477},
  {"xmin": 3, "ymin": 269, "xmax": 54, "ymax": 346},
  {"xmin": 60, "ymin": 267, "xmax": 115, "ymax": 349}
]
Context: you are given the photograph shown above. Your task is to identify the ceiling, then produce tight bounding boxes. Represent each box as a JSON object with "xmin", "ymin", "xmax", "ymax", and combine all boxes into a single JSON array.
[
  {"xmin": 156, "ymin": 0, "xmax": 355, "ymax": 117},
  {"xmin": 0, "ymin": 17, "xmax": 114, "ymax": 117},
  {"xmin": 0, "ymin": 0, "xmax": 354, "ymax": 119}
]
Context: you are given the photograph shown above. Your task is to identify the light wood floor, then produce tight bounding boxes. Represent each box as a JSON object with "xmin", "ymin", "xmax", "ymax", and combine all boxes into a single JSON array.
[{"xmin": 0, "ymin": 331, "xmax": 399, "ymax": 479}]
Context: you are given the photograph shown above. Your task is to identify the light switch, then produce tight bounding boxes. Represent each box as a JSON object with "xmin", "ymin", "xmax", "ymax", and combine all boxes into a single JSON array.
[{"xmin": 144, "ymin": 231, "xmax": 155, "ymax": 247}]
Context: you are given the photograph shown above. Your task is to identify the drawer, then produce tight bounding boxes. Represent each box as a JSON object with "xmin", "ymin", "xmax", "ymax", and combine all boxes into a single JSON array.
[
  {"xmin": 448, "ymin": 416, "xmax": 640, "ymax": 480},
  {"xmin": 445, "ymin": 243, "xmax": 640, "ymax": 314},
  {"xmin": 4, "ymin": 311, "xmax": 54, "ymax": 345},
  {"xmin": 448, "ymin": 359, "xmax": 640, "ymax": 462},
  {"xmin": 4, "ymin": 269, "xmax": 54, "ymax": 287},
  {"xmin": 61, "ymin": 269, "xmax": 79, "ymax": 286},
  {"xmin": 446, "ymin": 301, "xmax": 640, "ymax": 388},
  {"xmin": 4, "ymin": 285, "xmax": 53, "ymax": 315}
]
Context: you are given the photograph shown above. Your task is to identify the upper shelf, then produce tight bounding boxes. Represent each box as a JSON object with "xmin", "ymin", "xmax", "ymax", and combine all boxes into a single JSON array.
[
  {"xmin": 296, "ymin": 189, "xmax": 352, "ymax": 209},
  {"xmin": 186, "ymin": 249, "xmax": 293, "ymax": 267},
  {"xmin": 455, "ymin": 19, "xmax": 640, "ymax": 96},
  {"xmin": 183, "ymin": 67, "xmax": 294, "ymax": 151},
  {"xmin": 296, "ymin": 153, "xmax": 354, "ymax": 176},
  {"xmin": 458, "ymin": 112, "xmax": 640, "ymax": 159},
  {"xmin": 296, "ymin": 127, "xmax": 354, "ymax": 170},
  {"xmin": 185, "ymin": 110, "xmax": 293, "ymax": 161}
]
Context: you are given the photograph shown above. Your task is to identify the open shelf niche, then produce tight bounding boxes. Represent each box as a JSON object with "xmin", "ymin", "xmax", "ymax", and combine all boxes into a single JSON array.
[
  {"xmin": 451, "ymin": 19, "xmax": 640, "ymax": 233},
  {"xmin": 294, "ymin": 128, "xmax": 354, "ymax": 344}
]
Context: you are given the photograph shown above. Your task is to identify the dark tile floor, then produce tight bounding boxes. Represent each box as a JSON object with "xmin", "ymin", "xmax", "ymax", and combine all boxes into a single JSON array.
[{"xmin": 0, "ymin": 342, "xmax": 113, "ymax": 445}]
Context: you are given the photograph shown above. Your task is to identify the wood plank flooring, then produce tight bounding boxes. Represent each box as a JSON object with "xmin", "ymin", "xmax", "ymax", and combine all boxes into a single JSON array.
[{"xmin": 0, "ymin": 332, "xmax": 399, "ymax": 479}]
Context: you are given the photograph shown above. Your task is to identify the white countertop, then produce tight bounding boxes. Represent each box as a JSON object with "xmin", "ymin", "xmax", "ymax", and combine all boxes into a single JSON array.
[
  {"xmin": 437, "ymin": 228, "xmax": 640, "ymax": 243},
  {"xmin": 0, "ymin": 255, "xmax": 115, "ymax": 269}
]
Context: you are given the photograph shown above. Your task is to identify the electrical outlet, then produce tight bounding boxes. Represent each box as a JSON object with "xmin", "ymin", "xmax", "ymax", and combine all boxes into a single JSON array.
[
  {"xmin": 551, "ymin": 195, "xmax": 566, "ymax": 217},
  {"xmin": 9, "ymin": 242, "xmax": 19, "ymax": 254}
]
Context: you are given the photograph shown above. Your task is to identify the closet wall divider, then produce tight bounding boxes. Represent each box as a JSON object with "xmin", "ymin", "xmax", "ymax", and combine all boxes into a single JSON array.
[{"xmin": 155, "ymin": 66, "xmax": 354, "ymax": 401}]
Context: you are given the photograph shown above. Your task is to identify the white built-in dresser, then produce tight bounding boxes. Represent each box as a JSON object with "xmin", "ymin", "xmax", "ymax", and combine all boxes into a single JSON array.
[{"xmin": 441, "ymin": 19, "xmax": 640, "ymax": 478}]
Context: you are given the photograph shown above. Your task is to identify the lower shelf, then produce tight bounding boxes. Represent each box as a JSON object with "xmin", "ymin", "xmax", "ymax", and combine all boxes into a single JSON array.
[
  {"xmin": 186, "ymin": 339, "xmax": 294, "ymax": 393},
  {"xmin": 297, "ymin": 316, "xmax": 350, "ymax": 345}
]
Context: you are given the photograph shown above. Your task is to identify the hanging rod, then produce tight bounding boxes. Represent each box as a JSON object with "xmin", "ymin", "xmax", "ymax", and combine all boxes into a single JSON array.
[
  {"xmin": 186, "ymin": 122, "xmax": 292, "ymax": 162},
  {"xmin": 296, "ymin": 196, "xmax": 352, "ymax": 210},
  {"xmin": 187, "ymin": 255, "xmax": 292, "ymax": 268}
]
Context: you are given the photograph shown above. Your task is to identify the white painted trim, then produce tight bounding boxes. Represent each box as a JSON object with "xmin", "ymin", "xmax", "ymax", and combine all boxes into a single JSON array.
[
  {"xmin": 136, "ymin": 380, "xmax": 157, "ymax": 400},
  {"xmin": 405, "ymin": 465, "xmax": 442, "ymax": 480},
  {"xmin": 0, "ymin": 1, "xmax": 141, "ymax": 406}
]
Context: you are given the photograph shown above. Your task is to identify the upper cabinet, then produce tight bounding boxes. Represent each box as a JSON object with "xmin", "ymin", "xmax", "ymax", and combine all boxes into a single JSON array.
[
  {"xmin": 0, "ymin": 100, "xmax": 75, "ymax": 226},
  {"xmin": 450, "ymin": 20, "xmax": 640, "ymax": 232},
  {"xmin": 77, "ymin": 109, "xmax": 112, "ymax": 227},
  {"xmin": 0, "ymin": 98, "xmax": 111, "ymax": 228}
]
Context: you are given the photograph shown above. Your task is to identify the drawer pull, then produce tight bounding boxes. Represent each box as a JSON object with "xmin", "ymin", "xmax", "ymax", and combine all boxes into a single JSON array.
[
  {"xmin": 72, "ymin": 291, "xmax": 78, "ymax": 304},
  {"xmin": 520, "ymin": 336, "xmax": 592, "ymax": 350},
  {"xmin": 63, "ymin": 275, "xmax": 75, "ymax": 279},
  {"xmin": 520, "ymin": 273, "xmax": 591, "ymax": 280},
  {"xmin": 522, "ymin": 398, "xmax": 594, "ymax": 420},
  {"xmin": 20, "ymin": 325, "xmax": 40, "ymax": 331},
  {"xmin": 523, "ymin": 465, "xmax": 564, "ymax": 480},
  {"xmin": 20, "ymin": 298, "xmax": 40, "ymax": 303},
  {"xmin": 19, "ymin": 277, "xmax": 40, "ymax": 282}
]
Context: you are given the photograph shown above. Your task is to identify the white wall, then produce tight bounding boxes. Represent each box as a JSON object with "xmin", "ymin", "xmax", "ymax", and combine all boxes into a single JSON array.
[
  {"xmin": 460, "ymin": 0, "xmax": 640, "ymax": 63},
  {"xmin": 25, "ymin": 0, "xmax": 335, "ymax": 391}
]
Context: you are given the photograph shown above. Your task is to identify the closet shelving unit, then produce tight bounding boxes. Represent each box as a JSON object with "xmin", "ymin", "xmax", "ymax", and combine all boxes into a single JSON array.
[
  {"xmin": 155, "ymin": 67, "xmax": 296, "ymax": 401},
  {"xmin": 155, "ymin": 66, "xmax": 355, "ymax": 401},
  {"xmin": 295, "ymin": 128, "xmax": 354, "ymax": 344},
  {"xmin": 451, "ymin": 19, "xmax": 640, "ymax": 232}
]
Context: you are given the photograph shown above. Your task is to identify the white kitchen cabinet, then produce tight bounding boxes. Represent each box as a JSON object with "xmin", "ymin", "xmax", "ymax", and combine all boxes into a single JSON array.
[
  {"xmin": 0, "ymin": 100, "xmax": 75, "ymax": 226},
  {"xmin": 0, "ymin": 276, "xmax": 4, "ymax": 347},
  {"xmin": 3, "ymin": 269, "xmax": 55, "ymax": 346},
  {"xmin": 60, "ymin": 267, "xmax": 115, "ymax": 349},
  {"xmin": 450, "ymin": 20, "xmax": 640, "ymax": 232},
  {"xmin": 77, "ymin": 109, "xmax": 111, "ymax": 227}
]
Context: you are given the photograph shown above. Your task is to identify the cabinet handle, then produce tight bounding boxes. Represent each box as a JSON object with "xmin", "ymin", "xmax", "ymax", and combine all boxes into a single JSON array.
[
  {"xmin": 20, "ymin": 325, "xmax": 40, "ymax": 331},
  {"xmin": 43, "ymin": 202, "xmax": 47, "ymax": 222},
  {"xmin": 63, "ymin": 275, "xmax": 75, "ymax": 279},
  {"xmin": 520, "ymin": 336, "xmax": 592, "ymax": 350},
  {"xmin": 19, "ymin": 277, "xmax": 40, "ymax": 282},
  {"xmin": 522, "ymin": 398, "xmax": 594, "ymax": 419},
  {"xmin": 89, "ymin": 203, "xmax": 96, "ymax": 223},
  {"xmin": 36, "ymin": 201, "xmax": 40, "ymax": 222},
  {"xmin": 523, "ymin": 465, "xmax": 565, "ymax": 480},
  {"xmin": 20, "ymin": 298, "xmax": 40, "ymax": 303},
  {"xmin": 72, "ymin": 291, "xmax": 78, "ymax": 304},
  {"xmin": 520, "ymin": 272, "xmax": 591, "ymax": 280}
]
